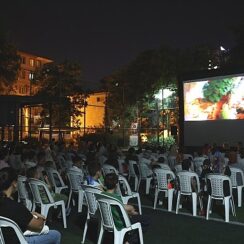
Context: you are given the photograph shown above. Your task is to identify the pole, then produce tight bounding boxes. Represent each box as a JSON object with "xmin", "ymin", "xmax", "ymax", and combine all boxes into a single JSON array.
[
  {"xmin": 162, "ymin": 89, "xmax": 164, "ymax": 147},
  {"xmin": 122, "ymin": 85, "xmax": 125, "ymax": 147}
]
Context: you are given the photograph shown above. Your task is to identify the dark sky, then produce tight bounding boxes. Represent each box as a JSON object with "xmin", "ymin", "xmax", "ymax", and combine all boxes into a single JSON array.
[{"xmin": 1, "ymin": 0, "xmax": 243, "ymax": 88}]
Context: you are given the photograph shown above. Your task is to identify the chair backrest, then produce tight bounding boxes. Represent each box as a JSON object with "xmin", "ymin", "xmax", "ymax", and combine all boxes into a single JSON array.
[
  {"xmin": 154, "ymin": 168, "xmax": 175, "ymax": 190},
  {"xmin": 128, "ymin": 160, "xmax": 139, "ymax": 177},
  {"xmin": 102, "ymin": 164, "xmax": 118, "ymax": 176},
  {"xmin": 118, "ymin": 159, "xmax": 126, "ymax": 175},
  {"xmin": 17, "ymin": 175, "xmax": 33, "ymax": 211},
  {"xmin": 29, "ymin": 178, "xmax": 55, "ymax": 205},
  {"xmin": 46, "ymin": 168, "xmax": 66, "ymax": 189},
  {"xmin": 183, "ymin": 154, "xmax": 193, "ymax": 161},
  {"xmin": 157, "ymin": 163, "xmax": 171, "ymax": 170},
  {"xmin": 82, "ymin": 185, "xmax": 102, "ymax": 217},
  {"xmin": 138, "ymin": 163, "xmax": 152, "ymax": 178},
  {"xmin": 206, "ymin": 174, "xmax": 232, "ymax": 198},
  {"xmin": 0, "ymin": 216, "xmax": 27, "ymax": 244},
  {"xmin": 229, "ymin": 167, "xmax": 244, "ymax": 187},
  {"xmin": 67, "ymin": 169, "xmax": 84, "ymax": 191},
  {"xmin": 95, "ymin": 194, "xmax": 131, "ymax": 231},
  {"xmin": 168, "ymin": 156, "xmax": 176, "ymax": 168},
  {"xmin": 117, "ymin": 175, "xmax": 133, "ymax": 195},
  {"xmin": 177, "ymin": 171, "xmax": 200, "ymax": 194},
  {"xmin": 174, "ymin": 164, "xmax": 182, "ymax": 173},
  {"xmin": 98, "ymin": 155, "xmax": 107, "ymax": 166}
]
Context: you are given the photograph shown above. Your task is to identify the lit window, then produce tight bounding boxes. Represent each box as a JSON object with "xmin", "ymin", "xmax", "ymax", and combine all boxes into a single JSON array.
[
  {"xmin": 22, "ymin": 56, "xmax": 26, "ymax": 64},
  {"xmin": 29, "ymin": 59, "xmax": 35, "ymax": 67},
  {"xmin": 36, "ymin": 60, "xmax": 41, "ymax": 67},
  {"xmin": 29, "ymin": 72, "xmax": 34, "ymax": 80}
]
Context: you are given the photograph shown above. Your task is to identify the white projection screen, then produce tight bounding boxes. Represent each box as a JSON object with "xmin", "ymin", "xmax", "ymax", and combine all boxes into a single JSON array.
[{"xmin": 183, "ymin": 74, "xmax": 244, "ymax": 147}]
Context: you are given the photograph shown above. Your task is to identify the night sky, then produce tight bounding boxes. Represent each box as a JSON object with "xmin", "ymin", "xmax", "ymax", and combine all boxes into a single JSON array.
[{"xmin": 1, "ymin": 0, "xmax": 243, "ymax": 88}]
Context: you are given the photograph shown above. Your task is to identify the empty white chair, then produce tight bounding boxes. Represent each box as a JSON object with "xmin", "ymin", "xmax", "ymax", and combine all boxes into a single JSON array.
[
  {"xmin": 176, "ymin": 171, "xmax": 202, "ymax": 216},
  {"xmin": 0, "ymin": 216, "xmax": 27, "ymax": 244},
  {"xmin": 153, "ymin": 168, "xmax": 175, "ymax": 211},
  {"xmin": 137, "ymin": 163, "xmax": 153, "ymax": 195},
  {"xmin": 29, "ymin": 178, "xmax": 67, "ymax": 228},
  {"xmin": 17, "ymin": 175, "xmax": 34, "ymax": 211},
  {"xmin": 66, "ymin": 169, "xmax": 85, "ymax": 213},
  {"xmin": 174, "ymin": 164, "xmax": 182, "ymax": 173},
  {"xmin": 46, "ymin": 168, "xmax": 68, "ymax": 194},
  {"xmin": 117, "ymin": 175, "xmax": 142, "ymax": 214},
  {"xmin": 128, "ymin": 160, "xmax": 139, "ymax": 191},
  {"xmin": 102, "ymin": 164, "xmax": 119, "ymax": 176},
  {"xmin": 95, "ymin": 195, "xmax": 144, "ymax": 244},
  {"xmin": 206, "ymin": 174, "xmax": 236, "ymax": 222},
  {"xmin": 229, "ymin": 167, "xmax": 244, "ymax": 207},
  {"xmin": 81, "ymin": 185, "xmax": 102, "ymax": 244}
]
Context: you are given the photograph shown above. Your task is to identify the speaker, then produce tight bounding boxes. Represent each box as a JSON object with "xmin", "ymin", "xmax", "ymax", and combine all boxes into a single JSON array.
[{"xmin": 171, "ymin": 125, "xmax": 178, "ymax": 135}]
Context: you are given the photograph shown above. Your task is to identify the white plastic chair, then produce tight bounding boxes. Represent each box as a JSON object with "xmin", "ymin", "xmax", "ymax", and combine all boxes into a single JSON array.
[
  {"xmin": 102, "ymin": 164, "xmax": 119, "ymax": 176},
  {"xmin": 128, "ymin": 160, "xmax": 139, "ymax": 191},
  {"xmin": 17, "ymin": 175, "xmax": 34, "ymax": 211},
  {"xmin": 174, "ymin": 164, "xmax": 182, "ymax": 173},
  {"xmin": 95, "ymin": 195, "xmax": 144, "ymax": 244},
  {"xmin": 137, "ymin": 163, "xmax": 153, "ymax": 195},
  {"xmin": 81, "ymin": 185, "xmax": 102, "ymax": 244},
  {"xmin": 28, "ymin": 178, "xmax": 67, "ymax": 228},
  {"xmin": 229, "ymin": 167, "xmax": 244, "ymax": 207},
  {"xmin": 0, "ymin": 216, "xmax": 27, "ymax": 244},
  {"xmin": 117, "ymin": 175, "xmax": 142, "ymax": 214},
  {"xmin": 66, "ymin": 169, "xmax": 85, "ymax": 213},
  {"xmin": 176, "ymin": 171, "xmax": 203, "ymax": 216},
  {"xmin": 153, "ymin": 168, "xmax": 175, "ymax": 211},
  {"xmin": 118, "ymin": 159, "xmax": 128, "ymax": 176},
  {"xmin": 206, "ymin": 174, "xmax": 236, "ymax": 222},
  {"xmin": 157, "ymin": 163, "xmax": 171, "ymax": 170},
  {"xmin": 46, "ymin": 168, "xmax": 68, "ymax": 194}
]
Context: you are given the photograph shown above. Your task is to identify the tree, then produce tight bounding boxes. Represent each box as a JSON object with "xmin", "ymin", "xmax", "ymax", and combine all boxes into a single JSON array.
[
  {"xmin": 34, "ymin": 61, "xmax": 85, "ymax": 127},
  {"xmin": 0, "ymin": 27, "xmax": 20, "ymax": 94}
]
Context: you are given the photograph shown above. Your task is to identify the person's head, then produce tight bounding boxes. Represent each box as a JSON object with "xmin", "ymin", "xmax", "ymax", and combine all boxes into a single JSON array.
[
  {"xmin": 104, "ymin": 173, "xmax": 118, "ymax": 190},
  {"xmin": 88, "ymin": 161, "xmax": 101, "ymax": 179},
  {"xmin": 202, "ymin": 159, "xmax": 211, "ymax": 169},
  {"xmin": 0, "ymin": 167, "xmax": 18, "ymax": 197},
  {"xmin": 72, "ymin": 155, "xmax": 83, "ymax": 168},
  {"xmin": 182, "ymin": 159, "xmax": 191, "ymax": 171},
  {"xmin": 157, "ymin": 157, "xmax": 165, "ymax": 163},
  {"xmin": 26, "ymin": 166, "xmax": 40, "ymax": 179}
]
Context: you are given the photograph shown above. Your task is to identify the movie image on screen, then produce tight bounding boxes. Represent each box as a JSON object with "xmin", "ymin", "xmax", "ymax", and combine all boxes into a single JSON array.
[{"xmin": 184, "ymin": 75, "xmax": 244, "ymax": 121}]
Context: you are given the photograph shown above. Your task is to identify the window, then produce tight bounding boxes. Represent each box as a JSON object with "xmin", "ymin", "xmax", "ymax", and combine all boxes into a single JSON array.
[
  {"xmin": 96, "ymin": 97, "xmax": 101, "ymax": 102},
  {"xmin": 20, "ymin": 70, "xmax": 25, "ymax": 79},
  {"xmin": 36, "ymin": 60, "xmax": 41, "ymax": 67},
  {"xmin": 29, "ymin": 59, "xmax": 35, "ymax": 67},
  {"xmin": 21, "ymin": 56, "xmax": 26, "ymax": 64},
  {"xmin": 29, "ymin": 72, "xmax": 34, "ymax": 81}
]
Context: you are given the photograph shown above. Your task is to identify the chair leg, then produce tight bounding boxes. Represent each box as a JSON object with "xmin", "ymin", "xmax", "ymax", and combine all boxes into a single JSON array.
[
  {"xmin": 145, "ymin": 179, "xmax": 151, "ymax": 195},
  {"xmin": 78, "ymin": 191, "xmax": 84, "ymax": 213},
  {"xmin": 237, "ymin": 186, "xmax": 242, "ymax": 207},
  {"xmin": 230, "ymin": 197, "xmax": 236, "ymax": 216},
  {"xmin": 138, "ymin": 225, "xmax": 144, "ymax": 244},
  {"xmin": 206, "ymin": 196, "xmax": 211, "ymax": 220},
  {"xmin": 137, "ymin": 195, "xmax": 142, "ymax": 215},
  {"xmin": 176, "ymin": 192, "xmax": 181, "ymax": 214},
  {"xmin": 135, "ymin": 177, "xmax": 139, "ymax": 191},
  {"xmin": 67, "ymin": 190, "xmax": 72, "ymax": 209},
  {"xmin": 224, "ymin": 197, "xmax": 230, "ymax": 222},
  {"xmin": 168, "ymin": 189, "xmax": 174, "ymax": 212},
  {"xmin": 61, "ymin": 203, "xmax": 67, "ymax": 228},
  {"xmin": 192, "ymin": 193, "xmax": 197, "ymax": 216},
  {"xmin": 82, "ymin": 219, "xmax": 89, "ymax": 244},
  {"xmin": 153, "ymin": 189, "xmax": 159, "ymax": 209},
  {"xmin": 97, "ymin": 226, "xmax": 104, "ymax": 244}
]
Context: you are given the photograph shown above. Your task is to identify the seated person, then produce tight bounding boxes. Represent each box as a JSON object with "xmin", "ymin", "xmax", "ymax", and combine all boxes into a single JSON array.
[
  {"xmin": 86, "ymin": 161, "xmax": 104, "ymax": 189},
  {"xmin": 0, "ymin": 167, "xmax": 61, "ymax": 244},
  {"xmin": 26, "ymin": 166, "xmax": 70, "ymax": 215},
  {"xmin": 103, "ymin": 173, "xmax": 149, "ymax": 243}
]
